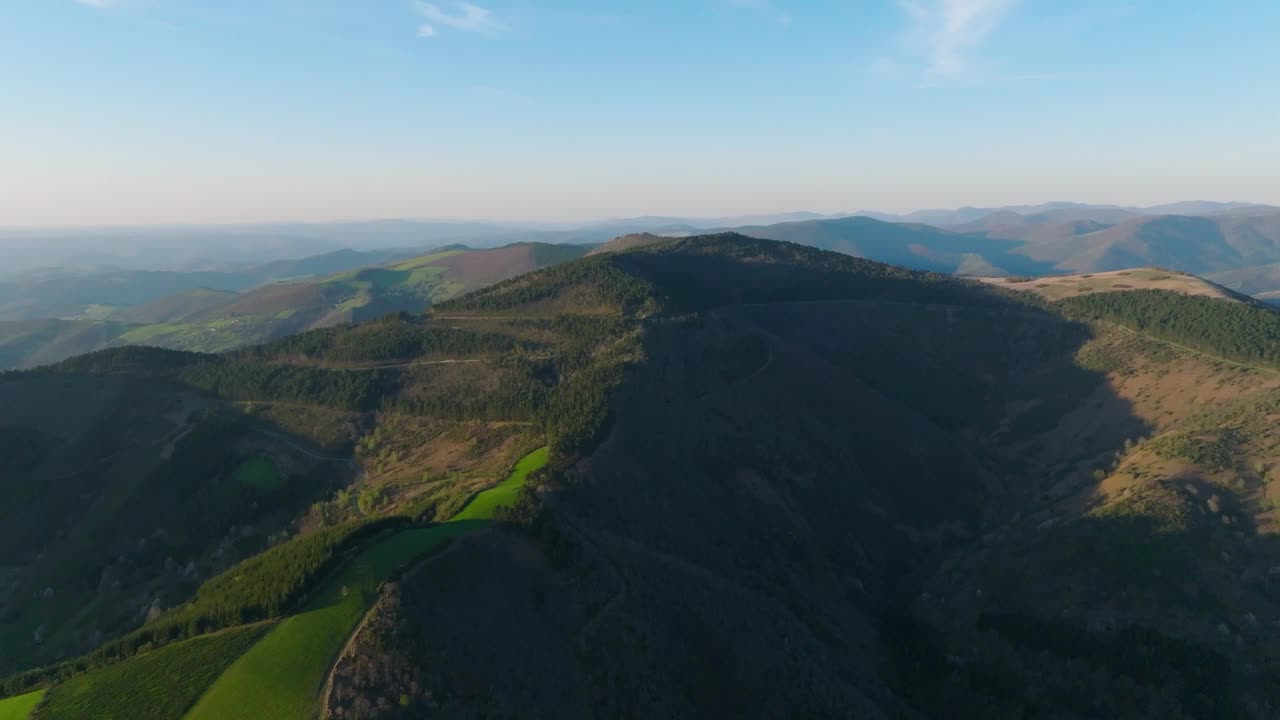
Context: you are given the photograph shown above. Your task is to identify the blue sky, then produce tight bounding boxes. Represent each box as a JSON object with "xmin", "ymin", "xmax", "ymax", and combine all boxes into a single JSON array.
[{"xmin": 2, "ymin": 0, "xmax": 1278, "ymax": 225}]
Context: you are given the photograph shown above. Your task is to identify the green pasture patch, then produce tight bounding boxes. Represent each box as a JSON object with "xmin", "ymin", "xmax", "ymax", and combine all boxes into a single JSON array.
[
  {"xmin": 390, "ymin": 249, "xmax": 466, "ymax": 270},
  {"xmin": 0, "ymin": 691, "xmax": 44, "ymax": 720},
  {"xmin": 453, "ymin": 445, "xmax": 548, "ymax": 521},
  {"xmin": 184, "ymin": 522, "xmax": 478, "ymax": 720}
]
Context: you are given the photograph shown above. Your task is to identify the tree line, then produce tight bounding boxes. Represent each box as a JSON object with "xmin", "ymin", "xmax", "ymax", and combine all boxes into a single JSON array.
[
  {"xmin": 237, "ymin": 313, "xmax": 532, "ymax": 364},
  {"xmin": 1057, "ymin": 289, "xmax": 1280, "ymax": 368}
]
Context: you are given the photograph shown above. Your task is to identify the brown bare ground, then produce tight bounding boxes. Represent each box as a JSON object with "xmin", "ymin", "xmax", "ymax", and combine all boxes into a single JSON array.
[
  {"xmin": 976, "ymin": 268, "xmax": 1241, "ymax": 302},
  {"xmin": 439, "ymin": 244, "xmax": 538, "ymax": 287},
  {"xmin": 1021, "ymin": 327, "xmax": 1280, "ymax": 515}
]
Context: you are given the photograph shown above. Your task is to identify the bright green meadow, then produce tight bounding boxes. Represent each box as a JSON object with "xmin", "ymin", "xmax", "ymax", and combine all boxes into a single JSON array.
[{"xmin": 0, "ymin": 691, "xmax": 43, "ymax": 720}]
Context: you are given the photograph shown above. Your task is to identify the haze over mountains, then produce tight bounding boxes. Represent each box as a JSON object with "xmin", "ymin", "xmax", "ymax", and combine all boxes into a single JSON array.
[
  {"xmin": 7, "ymin": 200, "xmax": 1280, "ymax": 370},
  {"xmin": 5, "ymin": 201, "xmax": 1272, "ymax": 275}
]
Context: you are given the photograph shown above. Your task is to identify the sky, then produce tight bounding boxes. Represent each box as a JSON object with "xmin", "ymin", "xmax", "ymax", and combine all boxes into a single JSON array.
[{"xmin": 2, "ymin": 0, "xmax": 1279, "ymax": 226}]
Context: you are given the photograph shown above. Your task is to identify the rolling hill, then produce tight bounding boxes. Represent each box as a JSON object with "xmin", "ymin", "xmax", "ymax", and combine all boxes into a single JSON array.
[
  {"xmin": 12, "ymin": 207, "xmax": 1280, "ymax": 373},
  {"xmin": 722, "ymin": 208, "xmax": 1280, "ymax": 284},
  {"xmin": 861, "ymin": 200, "xmax": 1277, "ymax": 227},
  {"xmin": 7, "ymin": 234, "xmax": 1280, "ymax": 717},
  {"xmin": 0, "ymin": 243, "xmax": 591, "ymax": 369}
]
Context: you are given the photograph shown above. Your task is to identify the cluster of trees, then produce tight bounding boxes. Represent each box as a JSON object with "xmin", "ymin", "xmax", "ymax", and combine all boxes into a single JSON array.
[
  {"xmin": 238, "ymin": 313, "xmax": 530, "ymax": 363},
  {"xmin": 434, "ymin": 255, "xmax": 658, "ymax": 315},
  {"xmin": 161, "ymin": 517, "xmax": 404, "ymax": 631},
  {"xmin": 543, "ymin": 362, "xmax": 624, "ymax": 461},
  {"xmin": 1057, "ymin": 290, "xmax": 1280, "ymax": 368},
  {"xmin": 976, "ymin": 612, "xmax": 1238, "ymax": 718},
  {"xmin": 1149, "ymin": 428, "xmax": 1244, "ymax": 472},
  {"xmin": 179, "ymin": 360, "xmax": 396, "ymax": 411},
  {"xmin": 389, "ymin": 363, "xmax": 550, "ymax": 421},
  {"xmin": 44, "ymin": 345, "xmax": 211, "ymax": 375},
  {"xmin": 606, "ymin": 234, "xmax": 1038, "ymax": 313}
]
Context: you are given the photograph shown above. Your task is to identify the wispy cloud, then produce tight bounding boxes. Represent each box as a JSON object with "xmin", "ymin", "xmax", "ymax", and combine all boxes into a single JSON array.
[
  {"xmin": 728, "ymin": 0, "xmax": 792, "ymax": 27},
  {"xmin": 74, "ymin": 0, "xmax": 121, "ymax": 7},
  {"xmin": 896, "ymin": 0, "xmax": 1016, "ymax": 78},
  {"xmin": 416, "ymin": 1, "xmax": 508, "ymax": 38}
]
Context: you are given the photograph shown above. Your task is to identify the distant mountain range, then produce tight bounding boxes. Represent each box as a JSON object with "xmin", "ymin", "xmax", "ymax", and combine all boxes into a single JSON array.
[
  {"xmin": 2, "ymin": 202, "xmax": 1274, "ymax": 278},
  {"xmin": 8, "ymin": 201, "xmax": 1280, "ymax": 369},
  {"xmin": 720, "ymin": 208, "xmax": 1280, "ymax": 283},
  {"xmin": 0, "ymin": 214, "xmax": 838, "ymax": 276},
  {"xmin": 856, "ymin": 200, "xmax": 1276, "ymax": 226}
]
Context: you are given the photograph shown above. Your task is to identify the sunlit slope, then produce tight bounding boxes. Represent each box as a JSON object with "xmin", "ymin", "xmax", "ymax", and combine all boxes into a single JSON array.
[{"xmin": 0, "ymin": 243, "xmax": 589, "ymax": 369}]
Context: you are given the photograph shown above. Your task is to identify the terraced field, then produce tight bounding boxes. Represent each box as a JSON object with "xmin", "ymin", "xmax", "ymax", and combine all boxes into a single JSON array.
[{"xmin": 184, "ymin": 446, "xmax": 548, "ymax": 720}]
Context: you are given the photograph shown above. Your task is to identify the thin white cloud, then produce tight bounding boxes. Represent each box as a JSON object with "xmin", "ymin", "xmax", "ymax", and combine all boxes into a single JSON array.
[
  {"xmin": 75, "ymin": 0, "xmax": 119, "ymax": 7},
  {"xmin": 416, "ymin": 1, "xmax": 507, "ymax": 38},
  {"xmin": 896, "ymin": 0, "xmax": 1016, "ymax": 78},
  {"xmin": 729, "ymin": 0, "xmax": 792, "ymax": 27}
]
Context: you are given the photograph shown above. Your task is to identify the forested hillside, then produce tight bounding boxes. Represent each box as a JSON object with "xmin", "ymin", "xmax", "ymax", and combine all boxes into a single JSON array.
[
  {"xmin": 1057, "ymin": 289, "xmax": 1280, "ymax": 368},
  {"xmin": 5, "ymin": 233, "xmax": 1280, "ymax": 719}
]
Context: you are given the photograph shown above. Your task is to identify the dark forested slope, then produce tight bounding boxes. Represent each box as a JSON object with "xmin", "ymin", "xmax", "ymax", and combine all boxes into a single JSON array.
[{"xmin": 6, "ymin": 233, "xmax": 1280, "ymax": 719}]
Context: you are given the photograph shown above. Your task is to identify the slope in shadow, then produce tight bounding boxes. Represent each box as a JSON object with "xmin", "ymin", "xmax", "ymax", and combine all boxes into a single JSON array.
[
  {"xmin": 324, "ymin": 236, "xmax": 1230, "ymax": 719},
  {"xmin": 0, "ymin": 361, "xmax": 358, "ymax": 677}
]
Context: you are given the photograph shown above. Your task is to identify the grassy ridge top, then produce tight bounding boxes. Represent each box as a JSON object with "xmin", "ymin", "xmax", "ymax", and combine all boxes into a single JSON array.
[{"xmin": 979, "ymin": 268, "xmax": 1244, "ymax": 302}]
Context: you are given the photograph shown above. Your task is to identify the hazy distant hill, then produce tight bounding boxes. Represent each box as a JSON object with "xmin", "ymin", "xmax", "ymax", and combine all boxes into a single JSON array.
[
  {"xmin": 860, "ymin": 200, "xmax": 1276, "ymax": 227},
  {"xmin": 1207, "ymin": 262, "xmax": 1280, "ymax": 301},
  {"xmin": 112, "ymin": 288, "xmax": 240, "ymax": 324},
  {"xmin": 0, "ymin": 247, "xmax": 429, "ymax": 322},
  {"xmin": 721, "ymin": 216, "xmax": 1055, "ymax": 275},
  {"xmin": 1014, "ymin": 212, "xmax": 1280, "ymax": 274},
  {"xmin": 723, "ymin": 208, "xmax": 1280, "ymax": 282},
  {"xmin": 0, "ymin": 242, "xmax": 590, "ymax": 369}
]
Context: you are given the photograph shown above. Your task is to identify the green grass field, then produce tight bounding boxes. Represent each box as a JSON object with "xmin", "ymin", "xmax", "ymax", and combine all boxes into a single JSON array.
[
  {"xmin": 453, "ymin": 445, "xmax": 548, "ymax": 520},
  {"xmin": 36, "ymin": 624, "xmax": 269, "ymax": 720},
  {"xmin": 0, "ymin": 691, "xmax": 43, "ymax": 720},
  {"xmin": 232, "ymin": 456, "xmax": 284, "ymax": 490},
  {"xmin": 391, "ymin": 249, "xmax": 465, "ymax": 270},
  {"xmin": 185, "ymin": 446, "xmax": 548, "ymax": 720}
]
